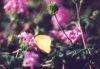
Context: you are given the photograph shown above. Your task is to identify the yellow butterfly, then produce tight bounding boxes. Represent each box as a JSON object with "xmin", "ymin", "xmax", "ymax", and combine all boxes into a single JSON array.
[{"xmin": 34, "ymin": 35, "xmax": 51, "ymax": 54}]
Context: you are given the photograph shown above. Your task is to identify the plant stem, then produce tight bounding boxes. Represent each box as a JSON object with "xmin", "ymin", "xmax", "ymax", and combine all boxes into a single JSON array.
[
  {"xmin": 75, "ymin": 2, "xmax": 87, "ymax": 49},
  {"xmin": 16, "ymin": 49, "xmax": 20, "ymax": 58},
  {"xmin": 73, "ymin": 0, "xmax": 92, "ymax": 69},
  {"xmin": 62, "ymin": 64, "xmax": 65, "ymax": 69},
  {"xmin": 54, "ymin": 15, "xmax": 73, "ymax": 45},
  {"xmin": 50, "ymin": 0, "xmax": 73, "ymax": 45}
]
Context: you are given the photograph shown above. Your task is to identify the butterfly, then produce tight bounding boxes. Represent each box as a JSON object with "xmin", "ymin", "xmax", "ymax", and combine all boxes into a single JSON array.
[{"xmin": 34, "ymin": 35, "xmax": 52, "ymax": 54}]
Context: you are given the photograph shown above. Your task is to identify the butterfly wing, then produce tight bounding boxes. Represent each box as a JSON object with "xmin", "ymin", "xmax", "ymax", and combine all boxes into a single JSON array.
[{"xmin": 34, "ymin": 35, "xmax": 51, "ymax": 54}]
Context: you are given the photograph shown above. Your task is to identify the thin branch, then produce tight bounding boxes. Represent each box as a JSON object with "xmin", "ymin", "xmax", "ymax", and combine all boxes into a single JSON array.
[
  {"xmin": 49, "ymin": 0, "xmax": 73, "ymax": 45},
  {"xmin": 75, "ymin": 2, "xmax": 87, "ymax": 49},
  {"xmin": 74, "ymin": 0, "xmax": 91, "ymax": 54},
  {"xmin": 73, "ymin": 0, "xmax": 92, "ymax": 69},
  {"xmin": 15, "ymin": 49, "xmax": 20, "ymax": 58},
  {"xmin": 62, "ymin": 64, "xmax": 65, "ymax": 69},
  {"xmin": 89, "ymin": 64, "xmax": 92, "ymax": 69},
  {"xmin": 54, "ymin": 15, "xmax": 73, "ymax": 45}
]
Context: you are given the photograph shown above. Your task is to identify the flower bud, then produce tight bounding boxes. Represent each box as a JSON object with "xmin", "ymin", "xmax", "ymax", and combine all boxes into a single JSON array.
[
  {"xmin": 47, "ymin": 2, "xmax": 58, "ymax": 15},
  {"xmin": 45, "ymin": 0, "xmax": 62, "ymax": 6}
]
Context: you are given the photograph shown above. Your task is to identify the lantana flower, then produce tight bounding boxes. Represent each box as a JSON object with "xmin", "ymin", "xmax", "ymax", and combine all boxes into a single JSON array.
[
  {"xmin": 4, "ymin": 0, "xmax": 29, "ymax": 15},
  {"xmin": 23, "ymin": 51, "xmax": 39, "ymax": 69},
  {"xmin": 51, "ymin": 6, "xmax": 71, "ymax": 30},
  {"xmin": 49, "ymin": 26, "xmax": 83, "ymax": 44},
  {"xmin": 18, "ymin": 32, "xmax": 52, "ymax": 53},
  {"xmin": 18, "ymin": 32, "xmax": 37, "ymax": 50}
]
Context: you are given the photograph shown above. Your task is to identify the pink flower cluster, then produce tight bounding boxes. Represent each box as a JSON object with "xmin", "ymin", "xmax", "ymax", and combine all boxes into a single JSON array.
[
  {"xmin": 51, "ymin": 6, "xmax": 71, "ymax": 30},
  {"xmin": 49, "ymin": 26, "xmax": 82, "ymax": 44},
  {"xmin": 4, "ymin": 0, "xmax": 29, "ymax": 14},
  {"xmin": 23, "ymin": 51, "xmax": 39, "ymax": 68},
  {"xmin": 18, "ymin": 32, "xmax": 35, "ymax": 47},
  {"xmin": 18, "ymin": 32, "xmax": 39, "ymax": 68},
  {"xmin": 0, "ymin": 34, "xmax": 7, "ymax": 45}
]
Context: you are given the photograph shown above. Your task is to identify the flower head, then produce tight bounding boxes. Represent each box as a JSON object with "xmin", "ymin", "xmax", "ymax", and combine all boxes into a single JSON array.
[
  {"xmin": 66, "ymin": 27, "xmax": 82, "ymax": 43},
  {"xmin": 23, "ymin": 51, "xmax": 39, "ymax": 69},
  {"xmin": 49, "ymin": 26, "xmax": 82, "ymax": 44},
  {"xmin": 4, "ymin": 0, "xmax": 29, "ymax": 15},
  {"xmin": 18, "ymin": 32, "xmax": 37, "ymax": 50},
  {"xmin": 51, "ymin": 6, "xmax": 71, "ymax": 30}
]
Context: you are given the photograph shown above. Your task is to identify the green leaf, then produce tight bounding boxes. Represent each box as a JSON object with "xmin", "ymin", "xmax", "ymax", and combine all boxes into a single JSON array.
[
  {"xmin": 66, "ymin": 50, "xmax": 73, "ymax": 56},
  {"xmin": 19, "ymin": 40, "xmax": 28, "ymax": 51},
  {"xmin": 45, "ymin": 59, "xmax": 53, "ymax": 64},
  {"xmin": 2, "ymin": 55, "xmax": 15, "ymax": 65},
  {"xmin": 80, "ymin": 8, "xmax": 91, "ymax": 19},
  {"xmin": 62, "ymin": 59, "xmax": 66, "ymax": 63},
  {"xmin": 58, "ymin": 52, "xmax": 64, "ymax": 58},
  {"xmin": 82, "ymin": 18, "xmax": 90, "ymax": 29},
  {"xmin": 66, "ymin": 49, "xmax": 85, "ymax": 57},
  {"xmin": 33, "ymin": 14, "xmax": 43, "ymax": 24},
  {"xmin": 9, "ymin": 12, "xmax": 17, "ymax": 21},
  {"xmin": 8, "ymin": 34, "xmax": 14, "ymax": 45},
  {"xmin": 18, "ymin": 53, "xmax": 24, "ymax": 59}
]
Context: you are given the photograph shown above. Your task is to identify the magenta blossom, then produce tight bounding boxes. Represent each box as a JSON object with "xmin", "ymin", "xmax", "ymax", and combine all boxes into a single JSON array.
[
  {"xmin": 49, "ymin": 26, "xmax": 83, "ymax": 44},
  {"xmin": 44, "ymin": 0, "xmax": 62, "ymax": 6},
  {"xmin": 18, "ymin": 32, "xmax": 37, "ymax": 50},
  {"xmin": 23, "ymin": 51, "xmax": 39, "ymax": 69},
  {"xmin": 51, "ymin": 6, "xmax": 71, "ymax": 30},
  {"xmin": 4, "ymin": 0, "xmax": 29, "ymax": 15},
  {"xmin": 0, "ymin": 34, "xmax": 7, "ymax": 45}
]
